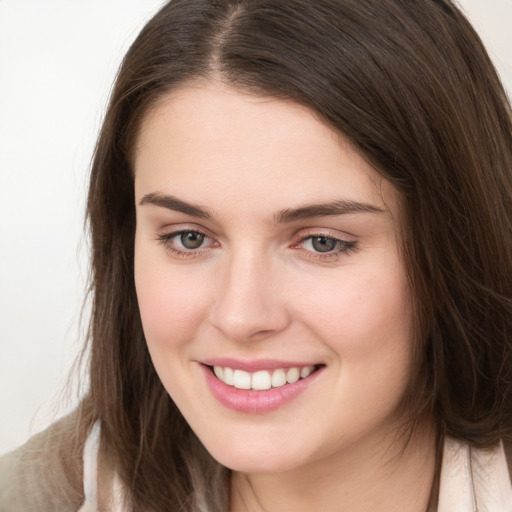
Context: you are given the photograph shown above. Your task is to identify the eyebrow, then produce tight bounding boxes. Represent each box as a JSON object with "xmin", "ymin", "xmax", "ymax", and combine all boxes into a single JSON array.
[
  {"xmin": 139, "ymin": 192, "xmax": 385, "ymax": 223},
  {"xmin": 274, "ymin": 200, "xmax": 385, "ymax": 223},
  {"xmin": 139, "ymin": 192, "xmax": 212, "ymax": 219}
]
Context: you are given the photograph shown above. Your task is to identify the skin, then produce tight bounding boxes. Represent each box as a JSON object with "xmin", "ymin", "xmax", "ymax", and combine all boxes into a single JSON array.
[{"xmin": 133, "ymin": 83, "xmax": 436, "ymax": 512}]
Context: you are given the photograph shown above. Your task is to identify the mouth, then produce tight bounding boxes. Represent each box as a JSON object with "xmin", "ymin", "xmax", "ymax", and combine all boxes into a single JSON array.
[
  {"xmin": 200, "ymin": 357, "xmax": 325, "ymax": 413},
  {"xmin": 207, "ymin": 364, "xmax": 323, "ymax": 391},
  {"xmin": 201, "ymin": 361, "xmax": 324, "ymax": 413}
]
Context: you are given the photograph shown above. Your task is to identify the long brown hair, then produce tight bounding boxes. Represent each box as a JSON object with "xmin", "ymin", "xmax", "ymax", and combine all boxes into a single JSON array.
[{"xmin": 80, "ymin": 0, "xmax": 512, "ymax": 509}]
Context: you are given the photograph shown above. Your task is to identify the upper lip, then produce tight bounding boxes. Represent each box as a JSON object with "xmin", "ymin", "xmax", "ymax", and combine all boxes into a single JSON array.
[{"xmin": 201, "ymin": 358, "xmax": 321, "ymax": 372}]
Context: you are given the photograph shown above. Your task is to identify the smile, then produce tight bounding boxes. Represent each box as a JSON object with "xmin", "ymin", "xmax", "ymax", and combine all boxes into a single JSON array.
[
  {"xmin": 201, "ymin": 361, "xmax": 324, "ymax": 413},
  {"xmin": 212, "ymin": 365, "xmax": 317, "ymax": 390}
]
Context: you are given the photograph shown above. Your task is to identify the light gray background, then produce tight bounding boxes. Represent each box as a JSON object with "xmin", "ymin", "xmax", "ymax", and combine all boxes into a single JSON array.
[{"xmin": 1, "ymin": 0, "xmax": 511, "ymax": 455}]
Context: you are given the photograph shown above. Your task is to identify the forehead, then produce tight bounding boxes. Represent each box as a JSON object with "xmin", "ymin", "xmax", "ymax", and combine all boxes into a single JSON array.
[{"xmin": 134, "ymin": 84, "xmax": 400, "ymax": 219}]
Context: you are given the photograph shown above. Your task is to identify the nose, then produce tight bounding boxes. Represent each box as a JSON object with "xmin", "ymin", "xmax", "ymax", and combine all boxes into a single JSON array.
[{"xmin": 209, "ymin": 248, "xmax": 291, "ymax": 342}]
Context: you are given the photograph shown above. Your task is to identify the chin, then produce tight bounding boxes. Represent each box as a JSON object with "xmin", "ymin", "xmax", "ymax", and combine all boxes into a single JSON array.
[{"xmin": 202, "ymin": 437, "xmax": 310, "ymax": 474}]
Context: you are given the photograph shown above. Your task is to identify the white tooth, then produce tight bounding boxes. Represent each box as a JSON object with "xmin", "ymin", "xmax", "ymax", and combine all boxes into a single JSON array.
[
  {"xmin": 224, "ymin": 367, "xmax": 234, "ymax": 386},
  {"xmin": 286, "ymin": 367, "xmax": 300, "ymax": 384},
  {"xmin": 213, "ymin": 366, "xmax": 224, "ymax": 380},
  {"xmin": 251, "ymin": 370, "xmax": 272, "ymax": 390},
  {"xmin": 271, "ymin": 369, "xmax": 287, "ymax": 388},
  {"xmin": 233, "ymin": 369, "xmax": 251, "ymax": 389},
  {"xmin": 300, "ymin": 365, "xmax": 315, "ymax": 378}
]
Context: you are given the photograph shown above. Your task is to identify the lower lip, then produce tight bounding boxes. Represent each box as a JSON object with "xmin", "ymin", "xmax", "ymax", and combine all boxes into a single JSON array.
[{"xmin": 200, "ymin": 364, "xmax": 323, "ymax": 413}]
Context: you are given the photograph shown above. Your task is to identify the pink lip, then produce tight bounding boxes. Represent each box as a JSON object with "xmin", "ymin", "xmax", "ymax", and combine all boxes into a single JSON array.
[
  {"xmin": 200, "ymin": 363, "xmax": 324, "ymax": 414},
  {"xmin": 202, "ymin": 357, "xmax": 319, "ymax": 372}
]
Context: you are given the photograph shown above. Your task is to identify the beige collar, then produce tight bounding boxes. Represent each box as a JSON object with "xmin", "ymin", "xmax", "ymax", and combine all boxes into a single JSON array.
[{"xmin": 438, "ymin": 437, "xmax": 512, "ymax": 511}]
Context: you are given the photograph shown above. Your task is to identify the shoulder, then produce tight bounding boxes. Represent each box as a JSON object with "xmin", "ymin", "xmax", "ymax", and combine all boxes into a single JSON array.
[{"xmin": 0, "ymin": 410, "xmax": 86, "ymax": 512}]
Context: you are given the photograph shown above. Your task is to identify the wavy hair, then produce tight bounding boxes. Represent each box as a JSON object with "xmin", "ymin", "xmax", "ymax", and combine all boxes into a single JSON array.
[{"xmin": 77, "ymin": 0, "xmax": 512, "ymax": 510}]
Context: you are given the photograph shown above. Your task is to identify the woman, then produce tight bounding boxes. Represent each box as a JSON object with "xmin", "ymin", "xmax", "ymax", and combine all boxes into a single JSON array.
[{"xmin": 1, "ymin": 0, "xmax": 511, "ymax": 510}]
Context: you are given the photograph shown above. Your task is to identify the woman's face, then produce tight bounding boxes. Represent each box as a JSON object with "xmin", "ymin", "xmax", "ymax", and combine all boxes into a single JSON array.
[{"xmin": 134, "ymin": 84, "xmax": 413, "ymax": 474}]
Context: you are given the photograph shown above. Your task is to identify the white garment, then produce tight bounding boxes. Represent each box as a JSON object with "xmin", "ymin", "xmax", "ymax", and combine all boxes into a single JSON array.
[
  {"xmin": 438, "ymin": 437, "xmax": 512, "ymax": 511},
  {"xmin": 78, "ymin": 421, "xmax": 127, "ymax": 512},
  {"xmin": 78, "ymin": 421, "xmax": 100, "ymax": 512},
  {"xmin": 79, "ymin": 422, "xmax": 512, "ymax": 511}
]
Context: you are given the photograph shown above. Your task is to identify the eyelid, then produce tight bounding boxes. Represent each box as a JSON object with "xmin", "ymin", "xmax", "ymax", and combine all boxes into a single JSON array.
[
  {"xmin": 158, "ymin": 221, "xmax": 217, "ymax": 238},
  {"xmin": 291, "ymin": 227, "xmax": 357, "ymax": 244},
  {"xmin": 291, "ymin": 228, "xmax": 359, "ymax": 260},
  {"xmin": 157, "ymin": 225, "xmax": 220, "ymax": 258}
]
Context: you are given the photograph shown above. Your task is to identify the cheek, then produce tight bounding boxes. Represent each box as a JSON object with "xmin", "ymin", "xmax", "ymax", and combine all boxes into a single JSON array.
[
  {"xmin": 134, "ymin": 250, "xmax": 210, "ymax": 351},
  {"xmin": 297, "ymin": 262, "xmax": 413, "ymax": 396},
  {"xmin": 306, "ymin": 267, "xmax": 413, "ymax": 438},
  {"xmin": 303, "ymin": 264, "xmax": 411, "ymax": 341}
]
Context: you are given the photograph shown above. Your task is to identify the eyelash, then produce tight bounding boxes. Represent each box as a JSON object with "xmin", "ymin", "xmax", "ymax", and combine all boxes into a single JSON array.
[
  {"xmin": 157, "ymin": 230, "xmax": 358, "ymax": 261},
  {"xmin": 157, "ymin": 230, "xmax": 217, "ymax": 259},
  {"xmin": 293, "ymin": 234, "xmax": 358, "ymax": 262}
]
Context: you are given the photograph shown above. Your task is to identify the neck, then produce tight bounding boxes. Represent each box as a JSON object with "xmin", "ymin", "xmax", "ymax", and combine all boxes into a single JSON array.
[{"xmin": 230, "ymin": 424, "xmax": 437, "ymax": 512}]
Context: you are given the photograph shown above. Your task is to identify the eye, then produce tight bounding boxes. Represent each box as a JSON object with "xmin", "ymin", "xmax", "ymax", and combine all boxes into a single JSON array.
[
  {"xmin": 294, "ymin": 233, "xmax": 358, "ymax": 260},
  {"xmin": 178, "ymin": 231, "xmax": 206, "ymax": 249},
  {"xmin": 157, "ymin": 229, "xmax": 218, "ymax": 258},
  {"xmin": 306, "ymin": 235, "xmax": 340, "ymax": 253}
]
